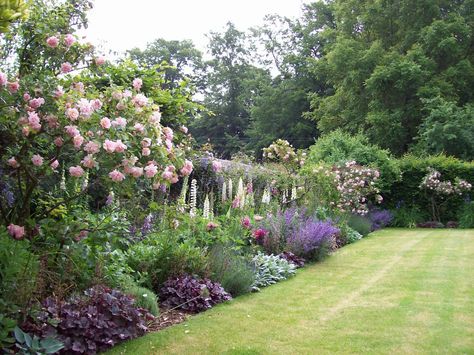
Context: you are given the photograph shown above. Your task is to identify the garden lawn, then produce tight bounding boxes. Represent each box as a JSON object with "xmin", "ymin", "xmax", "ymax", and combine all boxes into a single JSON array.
[{"xmin": 108, "ymin": 229, "xmax": 474, "ymax": 354}]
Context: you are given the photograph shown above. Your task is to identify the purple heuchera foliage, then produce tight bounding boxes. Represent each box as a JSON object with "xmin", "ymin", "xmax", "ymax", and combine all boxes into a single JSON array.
[
  {"xmin": 278, "ymin": 252, "xmax": 305, "ymax": 268},
  {"xmin": 368, "ymin": 209, "xmax": 393, "ymax": 231},
  {"xmin": 23, "ymin": 286, "xmax": 152, "ymax": 354},
  {"xmin": 287, "ymin": 219, "xmax": 339, "ymax": 260},
  {"xmin": 160, "ymin": 275, "xmax": 231, "ymax": 313}
]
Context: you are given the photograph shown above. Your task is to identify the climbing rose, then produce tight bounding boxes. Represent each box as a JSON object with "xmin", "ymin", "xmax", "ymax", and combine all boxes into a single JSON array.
[
  {"xmin": 84, "ymin": 141, "xmax": 100, "ymax": 154},
  {"xmin": 144, "ymin": 164, "xmax": 158, "ymax": 178},
  {"xmin": 69, "ymin": 166, "xmax": 84, "ymax": 177},
  {"xmin": 50, "ymin": 160, "xmax": 59, "ymax": 170},
  {"xmin": 103, "ymin": 139, "xmax": 117, "ymax": 153},
  {"xmin": 46, "ymin": 36, "xmax": 59, "ymax": 48},
  {"xmin": 66, "ymin": 108, "xmax": 79, "ymax": 121},
  {"xmin": 31, "ymin": 154, "xmax": 44, "ymax": 166},
  {"xmin": 100, "ymin": 117, "xmax": 111, "ymax": 129},
  {"xmin": 180, "ymin": 160, "xmax": 193, "ymax": 176},
  {"xmin": 132, "ymin": 78, "xmax": 143, "ymax": 91},
  {"xmin": 109, "ymin": 169, "xmax": 125, "ymax": 182},
  {"xmin": 95, "ymin": 56, "xmax": 106, "ymax": 65},
  {"xmin": 61, "ymin": 62, "xmax": 72, "ymax": 73},
  {"xmin": 64, "ymin": 34, "xmax": 75, "ymax": 47},
  {"xmin": 142, "ymin": 148, "xmax": 151, "ymax": 156},
  {"xmin": 7, "ymin": 157, "xmax": 19, "ymax": 168},
  {"xmin": 54, "ymin": 137, "xmax": 64, "ymax": 147},
  {"xmin": 7, "ymin": 81, "xmax": 20, "ymax": 93}
]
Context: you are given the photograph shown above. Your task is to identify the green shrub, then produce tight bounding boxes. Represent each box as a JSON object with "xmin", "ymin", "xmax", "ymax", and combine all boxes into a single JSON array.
[
  {"xmin": 385, "ymin": 154, "xmax": 474, "ymax": 222},
  {"xmin": 459, "ymin": 202, "xmax": 474, "ymax": 228},
  {"xmin": 208, "ymin": 244, "xmax": 255, "ymax": 297},
  {"xmin": 347, "ymin": 215, "xmax": 372, "ymax": 236},
  {"xmin": 125, "ymin": 233, "xmax": 208, "ymax": 291},
  {"xmin": 123, "ymin": 285, "xmax": 160, "ymax": 316},
  {"xmin": 0, "ymin": 229, "xmax": 38, "ymax": 313},
  {"xmin": 390, "ymin": 206, "xmax": 427, "ymax": 228},
  {"xmin": 307, "ymin": 130, "xmax": 401, "ymax": 191}
]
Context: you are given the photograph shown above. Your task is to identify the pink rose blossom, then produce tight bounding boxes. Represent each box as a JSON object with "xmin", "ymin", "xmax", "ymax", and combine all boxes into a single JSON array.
[
  {"xmin": 134, "ymin": 123, "xmax": 145, "ymax": 133},
  {"xmin": 112, "ymin": 91, "xmax": 122, "ymax": 100},
  {"xmin": 109, "ymin": 169, "xmax": 125, "ymax": 182},
  {"xmin": 149, "ymin": 111, "xmax": 161, "ymax": 125},
  {"xmin": 54, "ymin": 86, "xmax": 64, "ymax": 98},
  {"xmin": 45, "ymin": 115, "xmax": 59, "ymax": 128},
  {"xmin": 27, "ymin": 111, "xmax": 41, "ymax": 131},
  {"xmin": 141, "ymin": 138, "xmax": 152, "ymax": 148},
  {"xmin": 23, "ymin": 92, "xmax": 31, "ymax": 101},
  {"xmin": 95, "ymin": 56, "xmax": 106, "ymax": 66},
  {"xmin": 112, "ymin": 117, "xmax": 127, "ymax": 128},
  {"xmin": 77, "ymin": 98, "xmax": 93, "ymax": 118},
  {"xmin": 165, "ymin": 139, "xmax": 173, "ymax": 152},
  {"xmin": 64, "ymin": 34, "xmax": 75, "ymax": 47},
  {"xmin": 46, "ymin": 36, "xmax": 59, "ymax": 48},
  {"xmin": 142, "ymin": 147, "xmax": 151, "ymax": 156},
  {"xmin": 61, "ymin": 62, "xmax": 73, "ymax": 74},
  {"xmin": 81, "ymin": 155, "xmax": 96, "ymax": 168},
  {"xmin": 84, "ymin": 141, "xmax": 100, "ymax": 154},
  {"xmin": 50, "ymin": 159, "xmax": 59, "ymax": 170},
  {"xmin": 54, "ymin": 137, "xmax": 64, "ymax": 147},
  {"xmin": 103, "ymin": 139, "xmax": 117, "ymax": 153},
  {"xmin": 114, "ymin": 140, "xmax": 127, "ymax": 153},
  {"xmin": 31, "ymin": 154, "xmax": 44, "ymax": 166},
  {"xmin": 22, "ymin": 126, "xmax": 30, "ymax": 136},
  {"xmin": 7, "ymin": 224, "xmax": 25, "ymax": 240},
  {"xmin": 73, "ymin": 82, "xmax": 84, "ymax": 93},
  {"xmin": 100, "ymin": 117, "xmax": 111, "ymax": 129},
  {"xmin": 132, "ymin": 78, "xmax": 143, "ymax": 91},
  {"xmin": 144, "ymin": 164, "xmax": 158, "ymax": 178},
  {"xmin": 116, "ymin": 102, "xmax": 126, "ymax": 111},
  {"xmin": 91, "ymin": 99, "xmax": 102, "ymax": 110},
  {"xmin": 69, "ymin": 165, "xmax": 84, "ymax": 177},
  {"xmin": 130, "ymin": 167, "xmax": 144, "ymax": 178},
  {"xmin": 7, "ymin": 157, "xmax": 19, "ymax": 168},
  {"xmin": 7, "ymin": 81, "xmax": 20, "ymax": 93},
  {"xmin": 0, "ymin": 71, "xmax": 7, "ymax": 86},
  {"xmin": 66, "ymin": 107, "xmax": 79, "ymax": 121},
  {"xmin": 73, "ymin": 135, "xmax": 84, "ymax": 148},
  {"xmin": 206, "ymin": 222, "xmax": 219, "ymax": 232},
  {"xmin": 65, "ymin": 125, "xmax": 80, "ymax": 137},
  {"xmin": 123, "ymin": 90, "xmax": 132, "ymax": 98},
  {"xmin": 29, "ymin": 97, "xmax": 45, "ymax": 109},
  {"xmin": 132, "ymin": 94, "xmax": 148, "ymax": 107},
  {"xmin": 163, "ymin": 127, "xmax": 173, "ymax": 141},
  {"xmin": 180, "ymin": 160, "xmax": 193, "ymax": 176}
]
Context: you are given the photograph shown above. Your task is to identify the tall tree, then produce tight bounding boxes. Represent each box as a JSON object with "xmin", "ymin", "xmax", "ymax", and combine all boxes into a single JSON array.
[
  {"xmin": 128, "ymin": 38, "xmax": 204, "ymax": 90},
  {"xmin": 190, "ymin": 22, "xmax": 271, "ymax": 158},
  {"xmin": 305, "ymin": 0, "xmax": 474, "ymax": 156}
]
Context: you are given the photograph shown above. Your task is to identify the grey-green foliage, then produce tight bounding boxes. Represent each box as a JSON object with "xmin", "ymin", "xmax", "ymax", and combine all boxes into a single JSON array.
[
  {"xmin": 345, "ymin": 227, "xmax": 363, "ymax": 244},
  {"xmin": 251, "ymin": 252, "xmax": 296, "ymax": 291},
  {"xmin": 347, "ymin": 214, "xmax": 372, "ymax": 237}
]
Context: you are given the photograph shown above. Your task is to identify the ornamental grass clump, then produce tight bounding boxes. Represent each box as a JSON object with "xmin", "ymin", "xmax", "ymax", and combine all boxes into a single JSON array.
[{"xmin": 160, "ymin": 275, "xmax": 231, "ymax": 313}]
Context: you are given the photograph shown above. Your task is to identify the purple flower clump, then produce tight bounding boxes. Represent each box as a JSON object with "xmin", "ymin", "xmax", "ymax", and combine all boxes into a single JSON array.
[
  {"xmin": 368, "ymin": 209, "xmax": 393, "ymax": 231},
  {"xmin": 287, "ymin": 219, "xmax": 339, "ymax": 261}
]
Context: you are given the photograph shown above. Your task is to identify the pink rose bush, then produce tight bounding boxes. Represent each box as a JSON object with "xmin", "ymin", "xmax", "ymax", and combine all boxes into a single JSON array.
[{"xmin": 0, "ymin": 34, "xmax": 195, "ymax": 235}]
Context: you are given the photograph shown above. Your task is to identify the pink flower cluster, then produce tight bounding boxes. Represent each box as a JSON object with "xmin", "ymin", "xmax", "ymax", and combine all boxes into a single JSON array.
[
  {"xmin": 420, "ymin": 168, "xmax": 472, "ymax": 195},
  {"xmin": 330, "ymin": 161, "xmax": 382, "ymax": 215},
  {"xmin": 263, "ymin": 139, "xmax": 306, "ymax": 167}
]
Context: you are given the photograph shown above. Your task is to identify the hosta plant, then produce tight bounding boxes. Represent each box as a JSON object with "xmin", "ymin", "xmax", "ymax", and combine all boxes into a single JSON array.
[{"xmin": 251, "ymin": 252, "xmax": 296, "ymax": 291}]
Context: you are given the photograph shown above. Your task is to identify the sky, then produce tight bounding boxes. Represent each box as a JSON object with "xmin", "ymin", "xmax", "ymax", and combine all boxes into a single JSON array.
[{"xmin": 83, "ymin": 0, "xmax": 310, "ymax": 56}]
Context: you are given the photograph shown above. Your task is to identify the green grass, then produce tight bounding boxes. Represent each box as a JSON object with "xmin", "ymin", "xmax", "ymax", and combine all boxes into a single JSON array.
[{"xmin": 108, "ymin": 229, "xmax": 474, "ymax": 354}]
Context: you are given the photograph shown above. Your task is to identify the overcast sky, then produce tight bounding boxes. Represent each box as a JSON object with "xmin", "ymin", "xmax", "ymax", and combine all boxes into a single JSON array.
[{"xmin": 83, "ymin": 0, "xmax": 310, "ymax": 55}]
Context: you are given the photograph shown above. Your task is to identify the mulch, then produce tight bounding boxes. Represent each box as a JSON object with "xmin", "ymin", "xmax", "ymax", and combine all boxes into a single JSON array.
[{"xmin": 147, "ymin": 307, "xmax": 192, "ymax": 332}]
